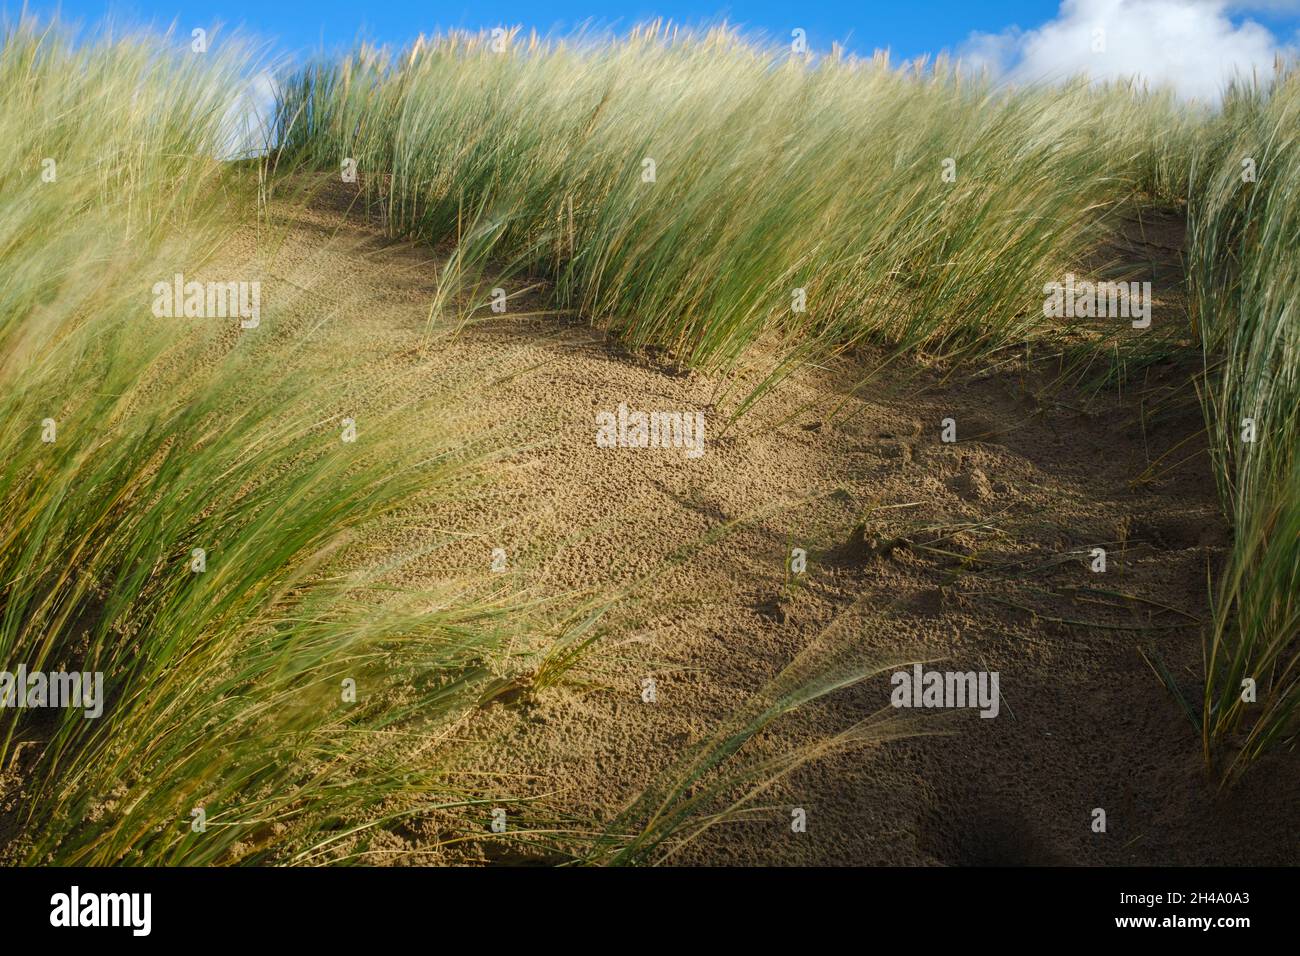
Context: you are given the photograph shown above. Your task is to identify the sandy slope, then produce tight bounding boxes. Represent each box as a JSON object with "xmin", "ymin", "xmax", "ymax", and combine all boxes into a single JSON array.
[{"xmin": 231, "ymin": 183, "xmax": 1298, "ymax": 865}]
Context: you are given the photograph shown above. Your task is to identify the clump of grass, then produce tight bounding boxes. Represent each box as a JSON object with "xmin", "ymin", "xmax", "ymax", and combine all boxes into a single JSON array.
[
  {"xmin": 0, "ymin": 19, "xmax": 541, "ymax": 864},
  {"xmin": 1187, "ymin": 66, "xmax": 1300, "ymax": 779},
  {"xmin": 274, "ymin": 25, "xmax": 1194, "ymax": 377}
]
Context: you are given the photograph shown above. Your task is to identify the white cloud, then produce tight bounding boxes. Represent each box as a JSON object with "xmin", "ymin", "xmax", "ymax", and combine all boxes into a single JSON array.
[
  {"xmin": 220, "ymin": 71, "xmax": 278, "ymax": 160},
  {"xmin": 961, "ymin": 0, "xmax": 1297, "ymax": 101}
]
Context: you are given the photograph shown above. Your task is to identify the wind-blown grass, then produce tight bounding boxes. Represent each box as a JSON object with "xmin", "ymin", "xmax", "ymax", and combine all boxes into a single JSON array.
[
  {"xmin": 5, "ymin": 13, "xmax": 1295, "ymax": 873},
  {"xmin": 274, "ymin": 26, "xmax": 1196, "ymax": 378},
  {"xmin": 1188, "ymin": 67, "xmax": 1300, "ymax": 779},
  {"xmin": 0, "ymin": 20, "xmax": 543, "ymax": 864}
]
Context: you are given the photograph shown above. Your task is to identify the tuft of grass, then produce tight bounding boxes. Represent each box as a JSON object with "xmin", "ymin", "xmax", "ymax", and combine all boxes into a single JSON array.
[
  {"xmin": 274, "ymin": 26, "xmax": 1196, "ymax": 381},
  {"xmin": 1187, "ymin": 67, "xmax": 1300, "ymax": 779},
  {"xmin": 0, "ymin": 19, "xmax": 544, "ymax": 864}
]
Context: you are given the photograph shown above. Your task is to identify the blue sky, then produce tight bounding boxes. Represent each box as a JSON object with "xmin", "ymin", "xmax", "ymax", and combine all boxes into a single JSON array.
[
  {"xmin": 16, "ymin": 1, "xmax": 1300, "ymax": 99},
  {"xmin": 22, "ymin": 1, "xmax": 1295, "ymax": 59},
  {"xmin": 22, "ymin": 1, "xmax": 1066, "ymax": 61}
]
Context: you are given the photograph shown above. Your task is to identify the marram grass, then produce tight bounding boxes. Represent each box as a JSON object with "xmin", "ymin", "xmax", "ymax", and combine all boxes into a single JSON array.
[
  {"xmin": 0, "ymin": 20, "xmax": 553, "ymax": 865},
  {"xmin": 3, "ymin": 15, "xmax": 1297, "ymax": 873},
  {"xmin": 274, "ymin": 26, "xmax": 1197, "ymax": 374},
  {"xmin": 1188, "ymin": 67, "xmax": 1300, "ymax": 780}
]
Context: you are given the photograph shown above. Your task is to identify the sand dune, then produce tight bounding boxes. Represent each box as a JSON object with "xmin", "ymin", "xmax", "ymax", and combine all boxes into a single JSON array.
[{"xmin": 224, "ymin": 182, "xmax": 1297, "ymax": 865}]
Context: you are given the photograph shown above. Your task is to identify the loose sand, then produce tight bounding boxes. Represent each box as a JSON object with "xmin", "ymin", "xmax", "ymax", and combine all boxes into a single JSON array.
[{"xmin": 219, "ymin": 183, "xmax": 1298, "ymax": 866}]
